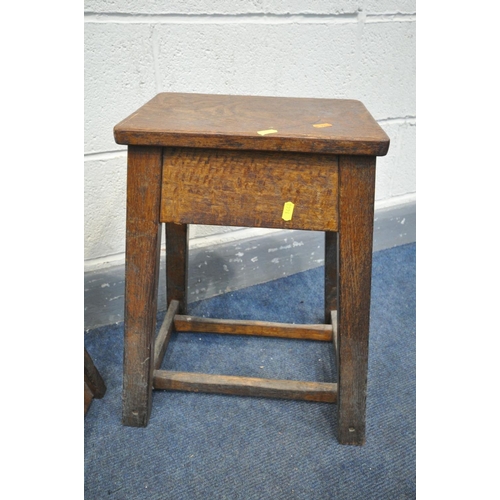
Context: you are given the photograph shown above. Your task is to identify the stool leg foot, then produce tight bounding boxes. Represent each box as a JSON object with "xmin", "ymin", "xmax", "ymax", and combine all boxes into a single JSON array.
[
  {"xmin": 166, "ymin": 223, "xmax": 189, "ymax": 314},
  {"xmin": 122, "ymin": 146, "xmax": 163, "ymax": 427},
  {"xmin": 337, "ymin": 155, "xmax": 375, "ymax": 445}
]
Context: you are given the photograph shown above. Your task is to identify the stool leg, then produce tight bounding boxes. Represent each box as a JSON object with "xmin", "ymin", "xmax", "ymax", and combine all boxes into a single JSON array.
[
  {"xmin": 325, "ymin": 231, "xmax": 338, "ymax": 322},
  {"xmin": 165, "ymin": 223, "xmax": 189, "ymax": 314},
  {"xmin": 122, "ymin": 146, "xmax": 163, "ymax": 427},
  {"xmin": 337, "ymin": 155, "xmax": 376, "ymax": 445}
]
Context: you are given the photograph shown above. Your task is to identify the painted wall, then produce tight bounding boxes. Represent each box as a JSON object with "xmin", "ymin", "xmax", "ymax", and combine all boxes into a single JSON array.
[{"xmin": 84, "ymin": 1, "xmax": 416, "ymax": 270}]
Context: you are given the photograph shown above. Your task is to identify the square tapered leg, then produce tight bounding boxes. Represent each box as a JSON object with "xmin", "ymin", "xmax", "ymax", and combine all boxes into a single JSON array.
[
  {"xmin": 122, "ymin": 146, "xmax": 163, "ymax": 427},
  {"xmin": 336, "ymin": 155, "xmax": 376, "ymax": 445}
]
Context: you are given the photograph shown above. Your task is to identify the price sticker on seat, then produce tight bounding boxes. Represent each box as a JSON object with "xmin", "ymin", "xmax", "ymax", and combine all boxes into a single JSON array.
[
  {"xmin": 257, "ymin": 129, "xmax": 278, "ymax": 136},
  {"xmin": 282, "ymin": 201, "xmax": 295, "ymax": 221}
]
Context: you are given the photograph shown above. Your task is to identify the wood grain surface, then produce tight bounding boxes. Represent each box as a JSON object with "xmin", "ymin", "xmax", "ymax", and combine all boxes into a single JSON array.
[
  {"xmin": 122, "ymin": 146, "xmax": 163, "ymax": 427},
  {"xmin": 165, "ymin": 223, "xmax": 189, "ymax": 313},
  {"xmin": 336, "ymin": 155, "xmax": 376, "ymax": 445},
  {"xmin": 153, "ymin": 370, "xmax": 337, "ymax": 403},
  {"xmin": 153, "ymin": 300, "xmax": 180, "ymax": 370},
  {"xmin": 161, "ymin": 147, "xmax": 338, "ymax": 231},
  {"xmin": 114, "ymin": 92, "xmax": 389, "ymax": 156},
  {"xmin": 325, "ymin": 231, "xmax": 338, "ymax": 319},
  {"xmin": 174, "ymin": 315, "xmax": 333, "ymax": 341}
]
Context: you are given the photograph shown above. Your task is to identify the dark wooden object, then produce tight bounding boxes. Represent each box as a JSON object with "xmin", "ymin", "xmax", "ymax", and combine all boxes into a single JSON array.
[
  {"xmin": 153, "ymin": 370, "xmax": 337, "ymax": 403},
  {"xmin": 153, "ymin": 300, "xmax": 180, "ymax": 370},
  {"xmin": 161, "ymin": 148, "xmax": 338, "ymax": 231},
  {"xmin": 114, "ymin": 93, "xmax": 389, "ymax": 156},
  {"xmin": 114, "ymin": 92, "xmax": 389, "ymax": 445},
  {"xmin": 165, "ymin": 223, "xmax": 189, "ymax": 313},
  {"xmin": 174, "ymin": 316, "xmax": 333, "ymax": 341},
  {"xmin": 122, "ymin": 146, "xmax": 163, "ymax": 427},
  {"xmin": 84, "ymin": 347, "xmax": 106, "ymax": 415}
]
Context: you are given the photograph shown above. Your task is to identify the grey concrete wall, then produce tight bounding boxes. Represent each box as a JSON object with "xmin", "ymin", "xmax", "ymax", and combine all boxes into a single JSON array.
[{"xmin": 84, "ymin": 1, "xmax": 416, "ymax": 271}]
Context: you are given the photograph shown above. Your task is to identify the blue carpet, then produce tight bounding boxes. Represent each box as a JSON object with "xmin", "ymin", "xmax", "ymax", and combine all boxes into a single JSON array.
[{"xmin": 85, "ymin": 242, "xmax": 416, "ymax": 499}]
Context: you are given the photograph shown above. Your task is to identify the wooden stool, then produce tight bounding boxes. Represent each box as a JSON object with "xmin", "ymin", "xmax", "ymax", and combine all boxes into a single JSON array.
[
  {"xmin": 114, "ymin": 93, "xmax": 389, "ymax": 445},
  {"xmin": 84, "ymin": 347, "xmax": 106, "ymax": 415}
]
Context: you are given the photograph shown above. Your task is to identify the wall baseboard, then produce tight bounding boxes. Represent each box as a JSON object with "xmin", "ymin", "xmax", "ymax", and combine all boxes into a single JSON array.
[{"xmin": 84, "ymin": 200, "xmax": 415, "ymax": 330}]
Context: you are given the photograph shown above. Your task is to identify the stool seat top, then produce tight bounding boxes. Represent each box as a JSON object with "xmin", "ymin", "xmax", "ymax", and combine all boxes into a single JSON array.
[{"xmin": 114, "ymin": 92, "xmax": 389, "ymax": 156}]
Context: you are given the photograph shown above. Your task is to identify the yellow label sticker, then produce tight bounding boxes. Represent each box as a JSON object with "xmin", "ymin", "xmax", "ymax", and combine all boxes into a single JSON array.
[
  {"xmin": 282, "ymin": 201, "xmax": 295, "ymax": 221},
  {"xmin": 257, "ymin": 129, "xmax": 278, "ymax": 136},
  {"xmin": 313, "ymin": 123, "xmax": 333, "ymax": 128}
]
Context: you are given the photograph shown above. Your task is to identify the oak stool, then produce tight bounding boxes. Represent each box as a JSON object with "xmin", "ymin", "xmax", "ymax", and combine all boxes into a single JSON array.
[{"xmin": 114, "ymin": 93, "xmax": 389, "ymax": 445}]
